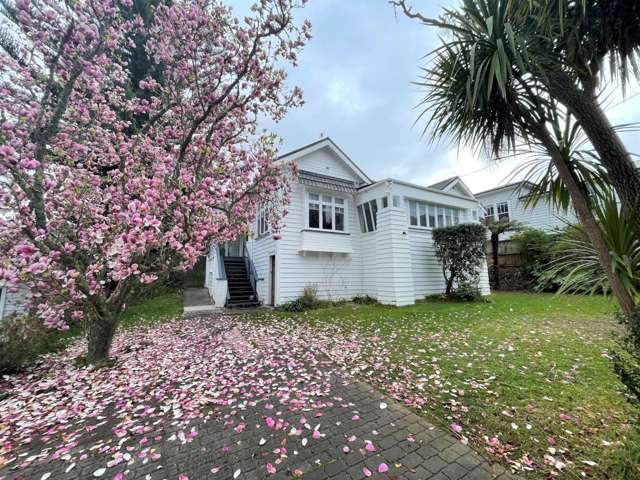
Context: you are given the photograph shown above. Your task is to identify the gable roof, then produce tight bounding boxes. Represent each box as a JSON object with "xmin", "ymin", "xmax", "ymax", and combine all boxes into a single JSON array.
[
  {"xmin": 277, "ymin": 137, "xmax": 372, "ymax": 185},
  {"xmin": 428, "ymin": 176, "xmax": 459, "ymax": 191},
  {"xmin": 428, "ymin": 176, "xmax": 476, "ymax": 199},
  {"xmin": 474, "ymin": 180, "xmax": 537, "ymax": 198}
]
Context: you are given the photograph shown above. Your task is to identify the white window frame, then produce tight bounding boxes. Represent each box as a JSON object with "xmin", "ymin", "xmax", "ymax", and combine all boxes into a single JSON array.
[
  {"xmin": 407, "ymin": 199, "xmax": 461, "ymax": 229},
  {"xmin": 357, "ymin": 199, "xmax": 378, "ymax": 233},
  {"xmin": 484, "ymin": 204, "xmax": 495, "ymax": 222},
  {"xmin": 497, "ymin": 201, "xmax": 510, "ymax": 221},
  {"xmin": 256, "ymin": 204, "xmax": 270, "ymax": 236},
  {"xmin": 306, "ymin": 192, "xmax": 348, "ymax": 233},
  {"xmin": 0, "ymin": 286, "xmax": 6, "ymax": 320}
]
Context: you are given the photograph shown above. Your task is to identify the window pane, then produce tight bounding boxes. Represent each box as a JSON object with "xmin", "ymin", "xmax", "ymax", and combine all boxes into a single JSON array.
[
  {"xmin": 381, "ymin": 196, "xmax": 388, "ymax": 208},
  {"xmin": 370, "ymin": 200, "xmax": 378, "ymax": 228},
  {"xmin": 428, "ymin": 205, "xmax": 436, "ymax": 227},
  {"xmin": 309, "ymin": 193, "xmax": 319, "ymax": 201},
  {"xmin": 419, "ymin": 202, "xmax": 427, "ymax": 227},
  {"xmin": 322, "ymin": 204, "xmax": 333, "ymax": 230},
  {"xmin": 335, "ymin": 206, "xmax": 345, "ymax": 231},
  {"xmin": 453, "ymin": 209, "xmax": 460, "ymax": 225},
  {"xmin": 484, "ymin": 205, "xmax": 494, "ymax": 221},
  {"xmin": 363, "ymin": 202, "xmax": 374, "ymax": 232},
  {"xmin": 335, "ymin": 197, "xmax": 344, "ymax": 205},
  {"xmin": 357, "ymin": 205, "xmax": 366, "ymax": 233},
  {"xmin": 445, "ymin": 208, "xmax": 453, "ymax": 226},
  {"xmin": 309, "ymin": 203, "xmax": 319, "ymax": 228},
  {"xmin": 322, "ymin": 195, "xmax": 332, "ymax": 203},
  {"xmin": 497, "ymin": 202, "xmax": 509, "ymax": 220},
  {"xmin": 409, "ymin": 201, "xmax": 417, "ymax": 226},
  {"xmin": 437, "ymin": 207, "xmax": 444, "ymax": 227},
  {"xmin": 392, "ymin": 195, "xmax": 400, "ymax": 208}
]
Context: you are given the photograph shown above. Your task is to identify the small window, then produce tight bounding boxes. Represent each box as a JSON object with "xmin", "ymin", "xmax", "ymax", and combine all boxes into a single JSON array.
[
  {"xmin": 437, "ymin": 207, "xmax": 445, "ymax": 227},
  {"xmin": 497, "ymin": 202, "xmax": 509, "ymax": 221},
  {"xmin": 335, "ymin": 204, "xmax": 345, "ymax": 231},
  {"xmin": 309, "ymin": 200, "xmax": 320, "ymax": 229},
  {"xmin": 418, "ymin": 203, "xmax": 427, "ymax": 227},
  {"xmin": 381, "ymin": 196, "xmax": 388, "ymax": 208},
  {"xmin": 363, "ymin": 202, "xmax": 375, "ymax": 232},
  {"xmin": 256, "ymin": 205, "xmax": 270, "ymax": 235},
  {"xmin": 392, "ymin": 195, "xmax": 400, "ymax": 208},
  {"xmin": 445, "ymin": 208, "xmax": 453, "ymax": 226},
  {"xmin": 428, "ymin": 205, "xmax": 436, "ymax": 227},
  {"xmin": 369, "ymin": 200, "xmax": 378, "ymax": 229},
  {"xmin": 472, "ymin": 210, "xmax": 478, "ymax": 221},
  {"xmin": 484, "ymin": 205, "xmax": 495, "ymax": 222},
  {"xmin": 409, "ymin": 201, "xmax": 418, "ymax": 226},
  {"xmin": 322, "ymin": 203, "xmax": 333, "ymax": 229},
  {"xmin": 357, "ymin": 205, "xmax": 366, "ymax": 232}
]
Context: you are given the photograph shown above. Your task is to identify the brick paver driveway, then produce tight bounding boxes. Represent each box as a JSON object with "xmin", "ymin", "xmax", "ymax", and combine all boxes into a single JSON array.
[{"xmin": 1, "ymin": 315, "xmax": 513, "ymax": 480}]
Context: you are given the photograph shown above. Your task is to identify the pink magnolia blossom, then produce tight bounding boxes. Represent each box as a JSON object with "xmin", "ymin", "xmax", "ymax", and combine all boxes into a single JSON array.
[{"xmin": 0, "ymin": 0, "xmax": 310, "ymax": 357}]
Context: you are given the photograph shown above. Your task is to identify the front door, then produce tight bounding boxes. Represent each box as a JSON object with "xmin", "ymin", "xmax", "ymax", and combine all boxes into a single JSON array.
[{"xmin": 224, "ymin": 238, "xmax": 244, "ymax": 257}]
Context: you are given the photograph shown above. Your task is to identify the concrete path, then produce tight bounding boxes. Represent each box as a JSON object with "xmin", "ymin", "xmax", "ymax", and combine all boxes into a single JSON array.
[{"xmin": 183, "ymin": 288, "xmax": 222, "ymax": 317}]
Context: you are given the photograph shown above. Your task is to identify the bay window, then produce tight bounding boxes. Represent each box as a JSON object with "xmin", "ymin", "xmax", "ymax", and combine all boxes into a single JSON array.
[{"xmin": 307, "ymin": 193, "xmax": 347, "ymax": 232}]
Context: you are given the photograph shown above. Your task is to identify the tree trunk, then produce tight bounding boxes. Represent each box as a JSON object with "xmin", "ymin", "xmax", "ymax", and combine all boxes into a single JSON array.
[
  {"xmin": 547, "ymin": 71, "xmax": 640, "ymax": 240},
  {"xmin": 491, "ymin": 233, "xmax": 500, "ymax": 290},
  {"xmin": 534, "ymin": 124, "xmax": 636, "ymax": 314},
  {"xmin": 86, "ymin": 312, "xmax": 119, "ymax": 364}
]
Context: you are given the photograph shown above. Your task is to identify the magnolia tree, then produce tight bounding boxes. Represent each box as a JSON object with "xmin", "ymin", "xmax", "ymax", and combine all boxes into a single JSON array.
[{"xmin": 0, "ymin": 0, "xmax": 310, "ymax": 362}]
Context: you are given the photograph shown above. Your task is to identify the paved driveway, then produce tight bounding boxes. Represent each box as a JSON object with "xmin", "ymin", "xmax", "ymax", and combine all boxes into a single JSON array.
[{"xmin": 0, "ymin": 315, "xmax": 513, "ymax": 480}]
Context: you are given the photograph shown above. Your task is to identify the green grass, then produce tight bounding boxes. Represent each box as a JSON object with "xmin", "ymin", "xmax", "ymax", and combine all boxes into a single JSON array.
[
  {"xmin": 262, "ymin": 292, "xmax": 640, "ymax": 479},
  {"xmin": 119, "ymin": 291, "xmax": 183, "ymax": 328}
]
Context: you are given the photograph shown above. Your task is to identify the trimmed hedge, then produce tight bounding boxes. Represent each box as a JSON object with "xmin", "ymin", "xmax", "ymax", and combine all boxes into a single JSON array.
[{"xmin": 432, "ymin": 223, "xmax": 487, "ymax": 297}]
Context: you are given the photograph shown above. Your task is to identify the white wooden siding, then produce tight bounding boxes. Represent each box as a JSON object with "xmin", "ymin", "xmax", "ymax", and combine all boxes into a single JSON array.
[
  {"xmin": 477, "ymin": 186, "xmax": 576, "ymax": 239},
  {"xmin": 274, "ymin": 182, "xmax": 363, "ymax": 304},
  {"xmin": 246, "ymin": 234, "xmax": 277, "ymax": 304},
  {"xmin": 296, "ymin": 148, "xmax": 360, "ymax": 181},
  {"xmin": 0, "ymin": 284, "xmax": 30, "ymax": 320}
]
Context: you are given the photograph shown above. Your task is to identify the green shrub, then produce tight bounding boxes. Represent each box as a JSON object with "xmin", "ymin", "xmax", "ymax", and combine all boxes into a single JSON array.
[
  {"xmin": 432, "ymin": 223, "xmax": 486, "ymax": 297},
  {"xmin": 277, "ymin": 285, "xmax": 346, "ymax": 312},
  {"xmin": 278, "ymin": 298, "xmax": 306, "ymax": 312},
  {"xmin": 447, "ymin": 281, "xmax": 485, "ymax": 302},
  {"xmin": 511, "ymin": 228, "xmax": 558, "ymax": 290},
  {"xmin": 613, "ymin": 307, "xmax": 640, "ymax": 403},
  {"xmin": 0, "ymin": 315, "xmax": 78, "ymax": 374},
  {"xmin": 352, "ymin": 295, "xmax": 378, "ymax": 305}
]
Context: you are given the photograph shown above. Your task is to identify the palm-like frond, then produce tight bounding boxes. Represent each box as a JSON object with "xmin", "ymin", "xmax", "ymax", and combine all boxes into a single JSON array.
[
  {"xmin": 508, "ymin": 107, "xmax": 614, "ymax": 212},
  {"xmin": 418, "ymin": 0, "xmax": 547, "ymax": 157},
  {"xmin": 541, "ymin": 194, "xmax": 640, "ymax": 299}
]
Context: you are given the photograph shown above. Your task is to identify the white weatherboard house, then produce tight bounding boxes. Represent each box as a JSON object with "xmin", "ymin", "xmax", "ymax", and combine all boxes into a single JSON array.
[
  {"xmin": 474, "ymin": 181, "xmax": 577, "ymax": 240},
  {"xmin": 205, "ymin": 138, "xmax": 490, "ymax": 308}
]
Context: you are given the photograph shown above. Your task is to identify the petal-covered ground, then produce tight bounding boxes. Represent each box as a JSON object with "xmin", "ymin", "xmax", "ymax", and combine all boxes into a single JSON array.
[
  {"xmin": 258, "ymin": 293, "xmax": 640, "ymax": 479},
  {"xmin": 0, "ymin": 315, "xmax": 510, "ymax": 480}
]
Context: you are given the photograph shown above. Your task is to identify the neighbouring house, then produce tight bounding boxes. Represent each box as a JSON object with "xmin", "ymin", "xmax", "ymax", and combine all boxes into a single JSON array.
[
  {"xmin": 205, "ymin": 138, "xmax": 490, "ymax": 308},
  {"xmin": 473, "ymin": 182, "xmax": 577, "ymax": 239},
  {"xmin": 0, "ymin": 283, "xmax": 30, "ymax": 321}
]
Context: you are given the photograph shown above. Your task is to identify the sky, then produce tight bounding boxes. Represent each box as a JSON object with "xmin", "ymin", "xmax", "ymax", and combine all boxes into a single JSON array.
[{"xmin": 241, "ymin": 0, "xmax": 640, "ymax": 193}]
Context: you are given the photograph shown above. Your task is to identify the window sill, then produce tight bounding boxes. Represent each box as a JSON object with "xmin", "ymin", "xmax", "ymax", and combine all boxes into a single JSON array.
[{"xmin": 301, "ymin": 228, "xmax": 350, "ymax": 235}]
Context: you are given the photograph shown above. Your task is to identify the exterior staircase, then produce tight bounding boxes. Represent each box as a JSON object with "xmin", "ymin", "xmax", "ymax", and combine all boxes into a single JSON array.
[{"xmin": 223, "ymin": 256, "xmax": 260, "ymax": 308}]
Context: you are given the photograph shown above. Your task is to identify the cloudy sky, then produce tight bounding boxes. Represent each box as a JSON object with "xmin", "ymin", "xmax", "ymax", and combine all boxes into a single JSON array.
[{"xmin": 240, "ymin": 0, "xmax": 640, "ymax": 193}]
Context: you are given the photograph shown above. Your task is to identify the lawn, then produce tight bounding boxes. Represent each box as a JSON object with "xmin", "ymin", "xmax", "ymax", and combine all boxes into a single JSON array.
[{"xmin": 254, "ymin": 292, "xmax": 640, "ymax": 478}]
